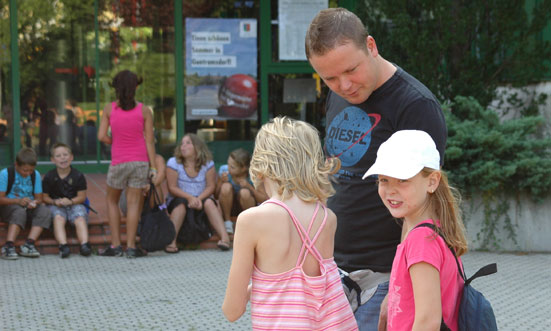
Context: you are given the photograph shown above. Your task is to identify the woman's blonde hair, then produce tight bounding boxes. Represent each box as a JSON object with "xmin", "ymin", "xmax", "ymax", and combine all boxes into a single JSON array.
[
  {"xmin": 173, "ymin": 133, "xmax": 212, "ymax": 172},
  {"xmin": 250, "ymin": 117, "xmax": 340, "ymax": 203},
  {"xmin": 421, "ymin": 168, "xmax": 468, "ymax": 256}
]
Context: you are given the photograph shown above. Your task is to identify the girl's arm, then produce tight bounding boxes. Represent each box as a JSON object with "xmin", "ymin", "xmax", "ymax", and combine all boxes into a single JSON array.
[
  {"xmin": 33, "ymin": 192, "xmax": 44, "ymax": 204},
  {"xmin": 71, "ymin": 190, "xmax": 86, "ymax": 205},
  {"xmin": 235, "ymin": 177, "xmax": 268, "ymax": 203},
  {"xmin": 97, "ymin": 103, "xmax": 112, "ymax": 144},
  {"xmin": 142, "ymin": 105, "xmax": 157, "ymax": 179},
  {"xmin": 153, "ymin": 155, "xmax": 166, "ymax": 187},
  {"xmin": 249, "ymin": 182, "xmax": 268, "ymax": 203},
  {"xmin": 197, "ymin": 166, "xmax": 216, "ymax": 201},
  {"xmin": 214, "ymin": 170, "xmax": 227, "ymax": 199},
  {"xmin": 222, "ymin": 210, "xmax": 257, "ymax": 321},
  {"xmin": 410, "ymin": 262, "xmax": 442, "ymax": 331},
  {"xmin": 42, "ymin": 192, "xmax": 55, "ymax": 205}
]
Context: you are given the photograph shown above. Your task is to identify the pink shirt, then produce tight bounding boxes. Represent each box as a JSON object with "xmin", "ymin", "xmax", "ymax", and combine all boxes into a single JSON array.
[
  {"xmin": 109, "ymin": 102, "xmax": 148, "ymax": 165},
  {"xmin": 387, "ymin": 220, "xmax": 463, "ymax": 331},
  {"xmin": 250, "ymin": 199, "xmax": 358, "ymax": 331}
]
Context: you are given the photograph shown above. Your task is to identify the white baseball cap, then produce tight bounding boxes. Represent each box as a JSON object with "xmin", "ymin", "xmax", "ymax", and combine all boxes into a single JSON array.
[{"xmin": 362, "ymin": 130, "xmax": 440, "ymax": 180}]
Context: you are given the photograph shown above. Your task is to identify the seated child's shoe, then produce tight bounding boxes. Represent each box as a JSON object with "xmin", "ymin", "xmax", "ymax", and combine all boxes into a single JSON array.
[
  {"xmin": 80, "ymin": 242, "xmax": 92, "ymax": 257},
  {"xmin": 1, "ymin": 245, "xmax": 18, "ymax": 260},
  {"xmin": 19, "ymin": 242, "xmax": 40, "ymax": 258},
  {"xmin": 224, "ymin": 220, "xmax": 234, "ymax": 234},
  {"xmin": 59, "ymin": 244, "xmax": 71, "ymax": 258},
  {"xmin": 126, "ymin": 247, "xmax": 147, "ymax": 259},
  {"xmin": 99, "ymin": 245, "xmax": 123, "ymax": 257}
]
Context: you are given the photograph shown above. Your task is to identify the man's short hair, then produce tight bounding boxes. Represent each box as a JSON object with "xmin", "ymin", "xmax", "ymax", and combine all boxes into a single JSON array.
[
  {"xmin": 50, "ymin": 142, "xmax": 72, "ymax": 157},
  {"xmin": 16, "ymin": 147, "xmax": 37, "ymax": 166},
  {"xmin": 305, "ymin": 7, "xmax": 368, "ymax": 59}
]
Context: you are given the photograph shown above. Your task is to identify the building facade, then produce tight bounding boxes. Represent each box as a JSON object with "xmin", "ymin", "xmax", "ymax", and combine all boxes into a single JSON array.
[{"xmin": 1, "ymin": 0, "xmax": 353, "ymax": 172}]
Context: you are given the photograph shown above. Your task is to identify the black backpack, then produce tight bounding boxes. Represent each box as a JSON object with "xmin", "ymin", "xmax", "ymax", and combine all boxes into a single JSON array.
[
  {"xmin": 415, "ymin": 223, "xmax": 498, "ymax": 331},
  {"xmin": 5, "ymin": 166, "xmax": 36, "ymax": 195},
  {"xmin": 138, "ymin": 184, "xmax": 176, "ymax": 252},
  {"xmin": 177, "ymin": 201, "xmax": 212, "ymax": 245}
]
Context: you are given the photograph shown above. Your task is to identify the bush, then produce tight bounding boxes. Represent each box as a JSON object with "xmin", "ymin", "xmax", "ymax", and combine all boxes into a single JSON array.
[{"xmin": 444, "ymin": 96, "xmax": 551, "ymax": 248}]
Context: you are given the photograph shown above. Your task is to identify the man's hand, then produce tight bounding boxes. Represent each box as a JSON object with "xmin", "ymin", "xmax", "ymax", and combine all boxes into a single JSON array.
[{"xmin": 378, "ymin": 293, "xmax": 389, "ymax": 331}]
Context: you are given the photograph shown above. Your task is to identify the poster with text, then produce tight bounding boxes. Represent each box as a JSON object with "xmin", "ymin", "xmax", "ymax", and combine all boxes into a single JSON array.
[
  {"xmin": 185, "ymin": 18, "xmax": 258, "ymax": 120},
  {"xmin": 278, "ymin": 0, "xmax": 327, "ymax": 60}
]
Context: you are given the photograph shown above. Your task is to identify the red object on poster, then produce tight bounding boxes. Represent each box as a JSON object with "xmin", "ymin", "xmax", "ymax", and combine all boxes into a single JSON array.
[{"xmin": 218, "ymin": 74, "xmax": 257, "ymax": 118}]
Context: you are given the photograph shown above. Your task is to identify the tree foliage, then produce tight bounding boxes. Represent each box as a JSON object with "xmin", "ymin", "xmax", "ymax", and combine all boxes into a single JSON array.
[
  {"xmin": 444, "ymin": 96, "xmax": 551, "ymax": 199},
  {"xmin": 358, "ymin": 0, "xmax": 551, "ymax": 107},
  {"xmin": 355, "ymin": 1, "xmax": 551, "ymax": 248}
]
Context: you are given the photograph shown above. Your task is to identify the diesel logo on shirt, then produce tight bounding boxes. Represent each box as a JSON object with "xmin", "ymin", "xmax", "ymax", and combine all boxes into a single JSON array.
[{"xmin": 326, "ymin": 107, "xmax": 380, "ymax": 166}]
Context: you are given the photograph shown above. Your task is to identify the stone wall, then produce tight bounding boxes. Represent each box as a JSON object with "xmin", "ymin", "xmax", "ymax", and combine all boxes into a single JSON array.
[
  {"xmin": 467, "ymin": 82, "xmax": 551, "ymax": 252},
  {"xmin": 463, "ymin": 195, "xmax": 551, "ymax": 252}
]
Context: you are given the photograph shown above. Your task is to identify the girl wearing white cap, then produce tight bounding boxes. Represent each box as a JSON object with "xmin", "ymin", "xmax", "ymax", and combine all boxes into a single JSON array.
[{"xmin": 363, "ymin": 130, "xmax": 467, "ymax": 331}]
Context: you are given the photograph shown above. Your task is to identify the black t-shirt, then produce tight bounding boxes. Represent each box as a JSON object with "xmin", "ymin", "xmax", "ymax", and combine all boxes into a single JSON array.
[
  {"xmin": 325, "ymin": 65, "xmax": 447, "ymax": 272},
  {"xmin": 42, "ymin": 167, "xmax": 87, "ymax": 199}
]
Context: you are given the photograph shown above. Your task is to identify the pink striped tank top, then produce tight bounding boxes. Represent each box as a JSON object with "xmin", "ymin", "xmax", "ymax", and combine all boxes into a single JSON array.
[
  {"xmin": 109, "ymin": 101, "xmax": 148, "ymax": 165},
  {"xmin": 250, "ymin": 199, "xmax": 358, "ymax": 331}
]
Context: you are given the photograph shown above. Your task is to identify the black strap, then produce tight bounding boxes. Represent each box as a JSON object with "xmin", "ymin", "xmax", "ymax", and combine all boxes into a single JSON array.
[
  {"xmin": 414, "ymin": 223, "xmax": 496, "ymax": 331},
  {"xmin": 413, "ymin": 223, "xmax": 497, "ymax": 284},
  {"xmin": 143, "ymin": 182, "xmax": 163, "ymax": 213},
  {"xmin": 6, "ymin": 166, "xmax": 35, "ymax": 195},
  {"xmin": 465, "ymin": 262, "xmax": 497, "ymax": 286},
  {"xmin": 340, "ymin": 272, "xmax": 363, "ymax": 309}
]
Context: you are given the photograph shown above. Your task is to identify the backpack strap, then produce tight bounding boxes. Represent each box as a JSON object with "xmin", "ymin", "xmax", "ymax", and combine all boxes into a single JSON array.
[
  {"xmin": 414, "ymin": 222, "xmax": 497, "ymax": 331},
  {"xmin": 31, "ymin": 170, "xmax": 36, "ymax": 194},
  {"xmin": 7, "ymin": 166, "xmax": 36, "ymax": 195},
  {"xmin": 465, "ymin": 262, "xmax": 497, "ymax": 286},
  {"xmin": 414, "ymin": 223, "xmax": 466, "ymax": 281},
  {"xmin": 338, "ymin": 268, "xmax": 363, "ymax": 312},
  {"xmin": 7, "ymin": 166, "xmax": 14, "ymax": 195},
  {"xmin": 413, "ymin": 223, "xmax": 497, "ymax": 284}
]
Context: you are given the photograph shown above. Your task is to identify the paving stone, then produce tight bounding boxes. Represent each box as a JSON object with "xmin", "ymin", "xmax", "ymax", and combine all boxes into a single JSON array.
[{"xmin": 0, "ymin": 250, "xmax": 549, "ymax": 330}]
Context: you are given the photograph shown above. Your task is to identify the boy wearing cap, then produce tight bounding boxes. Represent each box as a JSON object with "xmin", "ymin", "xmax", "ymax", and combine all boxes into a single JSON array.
[{"xmin": 306, "ymin": 8, "xmax": 447, "ymax": 329}]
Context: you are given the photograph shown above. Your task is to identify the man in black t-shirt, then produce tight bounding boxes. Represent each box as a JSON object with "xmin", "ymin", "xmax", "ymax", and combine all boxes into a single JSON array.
[{"xmin": 306, "ymin": 8, "xmax": 447, "ymax": 330}]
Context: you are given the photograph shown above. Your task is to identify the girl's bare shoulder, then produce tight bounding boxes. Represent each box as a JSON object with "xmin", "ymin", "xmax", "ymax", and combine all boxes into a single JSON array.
[
  {"xmin": 236, "ymin": 203, "xmax": 287, "ymax": 228},
  {"xmin": 323, "ymin": 206, "xmax": 338, "ymax": 231}
]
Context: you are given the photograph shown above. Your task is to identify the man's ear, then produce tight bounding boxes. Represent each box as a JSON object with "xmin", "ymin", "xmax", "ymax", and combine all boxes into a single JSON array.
[{"xmin": 366, "ymin": 36, "xmax": 379, "ymax": 57}]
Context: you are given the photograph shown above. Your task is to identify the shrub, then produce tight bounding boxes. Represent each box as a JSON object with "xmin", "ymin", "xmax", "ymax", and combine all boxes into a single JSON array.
[{"xmin": 444, "ymin": 96, "xmax": 551, "ymax": 248}]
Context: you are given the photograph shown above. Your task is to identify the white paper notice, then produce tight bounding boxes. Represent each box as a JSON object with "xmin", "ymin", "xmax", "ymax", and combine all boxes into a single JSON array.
[{"xmin": 278, "ymin": 0, "xmax": 328, "ymax": 61}]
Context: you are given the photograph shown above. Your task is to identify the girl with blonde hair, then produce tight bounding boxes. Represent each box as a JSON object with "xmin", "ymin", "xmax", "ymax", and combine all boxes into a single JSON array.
[{"xmin": 222, "ymin": 117, "xmax": 358, "ymax": 330}]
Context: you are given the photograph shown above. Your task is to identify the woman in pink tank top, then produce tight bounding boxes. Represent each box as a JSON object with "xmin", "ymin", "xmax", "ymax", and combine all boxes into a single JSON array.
[
  {"xmin": 222, "ymin": 117, "xmax": 358, "ymax": 330},
  {"xmin": 98, "ymin": 70, "xmax": 157, "ymax": 258}
]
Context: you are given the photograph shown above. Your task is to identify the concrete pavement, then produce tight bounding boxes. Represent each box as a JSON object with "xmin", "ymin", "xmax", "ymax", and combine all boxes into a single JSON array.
[{"xmin": 1, "ymin": 249, "xmax": 550, "ymax": 330}]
